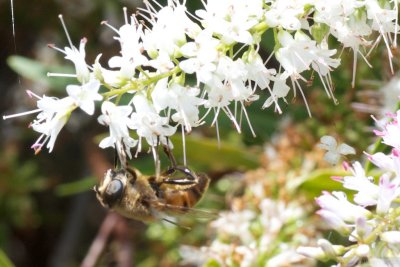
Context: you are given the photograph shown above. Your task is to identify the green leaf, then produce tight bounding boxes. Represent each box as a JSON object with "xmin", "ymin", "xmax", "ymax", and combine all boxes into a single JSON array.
[
  {"xmin": 55, "ymin": 176, "xmax": 97, "ymax": 196},
  {"xmin": 7, "ymin": 55, "xmax": 74, "ymax": 92},
  {"xmin": 169, "ymin": 135, "xmax": 260, "ymax": 171},
  {"xmin": 0, "ymin": 249, "xmax": 15, "ymax": 267},
  {"xmin": 297, "ymin": 169, "xmax": 349, "ymax": 198}
]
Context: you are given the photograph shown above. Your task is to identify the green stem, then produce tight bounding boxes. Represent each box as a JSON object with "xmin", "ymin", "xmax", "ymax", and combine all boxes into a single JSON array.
[
  {"xmin": 101, "ymin": 69, "xmax": 178, "ymax": 98},
  {"xmin": 252, "ymin": 21, "xmax": 269, "ymax": 33}
]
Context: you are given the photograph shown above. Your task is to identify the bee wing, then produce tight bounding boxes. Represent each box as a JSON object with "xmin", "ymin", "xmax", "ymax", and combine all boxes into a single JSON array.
[{"xmin": 149, "ymin": 200, "xmax": 218, "ymax": 220}]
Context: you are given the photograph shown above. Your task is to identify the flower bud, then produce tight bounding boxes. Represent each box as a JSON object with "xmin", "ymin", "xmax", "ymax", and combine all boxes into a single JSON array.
[
  {"xmin": 355, "ymin": 244, "xmax": 370, "ymax": 257},
  {"xmin": 381, "ymin": 231, "xmax": 400, "ymax": 244}
]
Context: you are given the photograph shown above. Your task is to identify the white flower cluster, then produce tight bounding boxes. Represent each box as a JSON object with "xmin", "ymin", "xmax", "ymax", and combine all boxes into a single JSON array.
[
  {"xmin": 180, "ymin": 178, "xmax": 317, "ymax": 266},
  {"xmin": 298, "ymin": 111, "xmax": 400, "ymax": 266},
  {"xmin": 3, "ymin": 0, "xmax": 399, "ymax": 158}
]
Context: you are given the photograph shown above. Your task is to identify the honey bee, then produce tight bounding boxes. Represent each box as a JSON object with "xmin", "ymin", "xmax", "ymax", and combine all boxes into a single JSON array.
[{"xmin": 94, "ymin": 147, "xmax": 210, "ymax": 223}]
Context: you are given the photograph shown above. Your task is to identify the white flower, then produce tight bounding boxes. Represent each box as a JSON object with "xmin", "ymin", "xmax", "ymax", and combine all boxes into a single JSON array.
[
  {"xmin": 365, "ymin": 0, "xmax": 398, "ymax": 71},
  {"xmin": 265, "ymin": 0, "xmax": 307, "ymax": 31},
  {"xmin": 276, "ymin": 31, "xmax": 316, "ymax": 76},
  {"xmin": 204, "ymin": 83, "xmax": 233, "ymax": 109},
  {"xmin": 314, "ymin": 1, "xmax": 361, "ymax": 26},
  {"xmin": 93, "ymin": 54, "xmax": 123, "ymax": 88},
  {"xmin": 179, "ymin": 30, "xmax": 219, "ymax": 86},
  {"xmin": 97, "ymin": 101, "xmax": 136, "ymax": 158},
  {"xmin": 341, "ymin": 161, "xmax": 378, "ymax": 206},
  {"xmin": 262, "ymin": 74, "xmax": 290, "ymax": 112},
  {"xmin": 234, "ymin": 246, "xmax": 258, "ymax": 267},
  {"xmin": 211, "ymin": 210, "xmax": 256, "ymax": 244},
  {"xmin": 107, "ymin": 15, "xmax": 148, "ymax": 79},
  {"xmin": 3, "ymin": 91, "xmax": 79, "ymax": 153},
  {"xmin": 296, "ymin": 247, "xmax": 326, "ymax": 261},
  {"xmin": 142, "ymin": 3, "xmax": 200, "ymax": 57},
  {"xmin": 316, "ymin": 191, "xmax": 371, "ymax": 223},
  {"xmin": 381, "ymin": 231, "xmax": 400, "ymax": 244},
  {"xmin": 62, "ymin": 38, "xmax": 91, "ymax": 84},
  {"xmin": 316, "ymin": 209, "xmax": 351, "ymax": 234},
  {"xmin": 318, "ymin": 135, "xmax": 356, "ymax": 165},
  {"xmin": 151, "ymin": 79, "xmax": 204, "ymax": 132},
  {"xmin": 329, "ymin": 16, "xmax": 372, "ymax": 87},
  {"xmin": 130, "ymin": 94, "xmax": 176, "ymax": 148},
  {"xmin": 375, "ymin": 111, "xmax": 400, "ymax": 150},
  {"xmin": 311, "ymin": 44, "xmax": 340, "ymax": 76},
  {"xmin": 148, "ymin": 51, "xmax": 175, "ymax": 72},
  {"xmin": 245, "ymin": 51, "xmax": 277, "ymax": 90},
  {"xmin": 30, "ymin": 96, "xmax": 76, "ymax": 153},
  {"xmin": 216, "ymin": 57, "xmax": 255, "ymax": 102},
  {"xmin": 376, "ymin": 174, "xmax": 398, "ymax": 214},
  {"xmin": 196, "ymin": 0, "xmax": 263, "ymax": 45},
  {"xmin": 66, "ymin": 79, "xmax": 102, "ymax": 115},
  {"xmin": 367, "ymin": 151, "xmax": 400, "ymax": 178}
]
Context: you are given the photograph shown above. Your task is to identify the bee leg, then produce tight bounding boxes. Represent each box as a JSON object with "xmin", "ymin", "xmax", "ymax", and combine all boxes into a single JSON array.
[
  {"xmin": 162, "ymin": 142, "xmax": 197, "ymax": 181},
  {"xmin": 125, "ymin": 166, "xmax": 138, "ymax": 184},
  {"xmin": 163, "ymin": 138, "xmax": 177, "ymax": 168},
  {"xmin": 113, "ymin": 144, "xmax": 118, "ymax": 168},
  {"xmin": 115, "ymin": 140, "xmax": 128, "ymax": 169},
  {"xmin": 161, "ymin": 179, "xmax": 197, "ymax": 185},
  {"xmin": 152, "ymin": 136, "xmax": 161, "ymax": 179}
]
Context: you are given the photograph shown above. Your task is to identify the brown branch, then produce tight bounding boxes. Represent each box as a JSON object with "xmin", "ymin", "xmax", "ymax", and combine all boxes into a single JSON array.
[
  {"xmin": 80, "ymin": 213, "xmax": 119, "ymax": 267},
  {"xmin": 114, "ymin": 218, "xmax": 134, "ymax": 267}
]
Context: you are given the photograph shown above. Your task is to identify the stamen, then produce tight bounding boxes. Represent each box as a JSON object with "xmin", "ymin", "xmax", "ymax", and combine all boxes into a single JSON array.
[
  {"xmin": 26, "ymin": 90, "xmax": 41, "ymax": 99},
  {"xmin": 48, "ymin": 44, "xmax": 67, "ymax": 55},
  {"xmin": 58, "ymin": 14, "xmax": 73, "ymax": 48},
  {"xmin": 215, "ymin": 114, "xmax": 220, "ymax": 149},
  {"xmin": 3, "ymin": 109, "xmax": 41, "ymax": 120},
  {"xmin": 198, "ymin": 106, "xmax": 212, "ymax": 123},
  {"xmin": 366, "ymin": 36, "xmax": 381, "ymax": 58},
  {"xmin": 264, "ymin": 83, "xmax": 281, "ymax": 114},
  {"xmin": 294, "ymin": 79, "xmax": 311, "ymax": 117},
  {"xmin": 358, "ymin": 51, "xmax": 372, "ymax": 68},
  {"xmin": 123, "ymin": 7, "xmax": 128, "ymax": 24},
  {"xmin": 135, "ymin": 138, "xmax": 142, "ymax": 158},
  {"xmin": 100, "ymin": 21, "xmax": 119, "ymax": 33},
  {"xmin": 211, "ymin": 106, "xmax": 220, "ymax": 127},
  {"xmin": 351, "ymin": 49, "xmax": 357, "ymax": 88},
  {"xmin": 222, "ymin": 106, "xmax": 241, "ymax": 133},
  {"xmin": 47, "ymin": 72, "xmax": 77, "ymax": 78},
  {"xmin": 178, "ymin": 106, "xmax": 191, "ymax": 132},
  {"xmin": 184, "ymin": 4, "xmax": 201, "ymax": 23},
  {"xmin": 149, "ymin": 0, "xmax": 163, "ymax": 10},
  {"xmin": 241, "ymin": 101, "xmax": 256, "ymax": 137},
  {"xmin": 136, "ymin": 11, "xmax": 155, "ymax": 26}
]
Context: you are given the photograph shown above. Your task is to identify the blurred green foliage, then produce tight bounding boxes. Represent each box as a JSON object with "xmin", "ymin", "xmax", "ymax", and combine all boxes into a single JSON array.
[
  {"xmin": 0, "ymin": 249, "xmax": 15, "ymax": 267},
  {"xmin": 0, "ymin": 148, "xmax": 47, "ymax": 231}
]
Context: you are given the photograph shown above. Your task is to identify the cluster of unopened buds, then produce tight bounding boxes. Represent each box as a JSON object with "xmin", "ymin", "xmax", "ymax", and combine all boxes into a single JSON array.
[
  {"xmin": 298, "ymin": 110, "xmax": 400, "ymax": 266},
  {"xmin": 3, "ymin": 0, "xmax": 399, "ymax": 161}
]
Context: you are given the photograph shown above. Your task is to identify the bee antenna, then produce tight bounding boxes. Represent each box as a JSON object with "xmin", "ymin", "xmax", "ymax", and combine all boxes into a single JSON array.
[{"xmin": 162, "ymin": 218, "xmax": 191, "ymax": 230}]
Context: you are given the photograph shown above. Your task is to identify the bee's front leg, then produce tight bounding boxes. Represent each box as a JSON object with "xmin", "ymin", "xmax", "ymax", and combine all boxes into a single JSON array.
[{"xmin": 162, "ymin": 144, "xmax": 197, "ymax": 182}]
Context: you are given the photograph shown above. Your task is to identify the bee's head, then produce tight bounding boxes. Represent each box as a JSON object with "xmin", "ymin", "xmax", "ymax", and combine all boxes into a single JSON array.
[{"xmin": 95, "ymin": 169, "xmax": 127, "ymax": 208}]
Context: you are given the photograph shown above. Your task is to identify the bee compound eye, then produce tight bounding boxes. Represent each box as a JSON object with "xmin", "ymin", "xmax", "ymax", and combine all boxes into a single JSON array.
[{"xmin": 104, "ymin": 179, "xmax": 124, "ymax": 206}]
